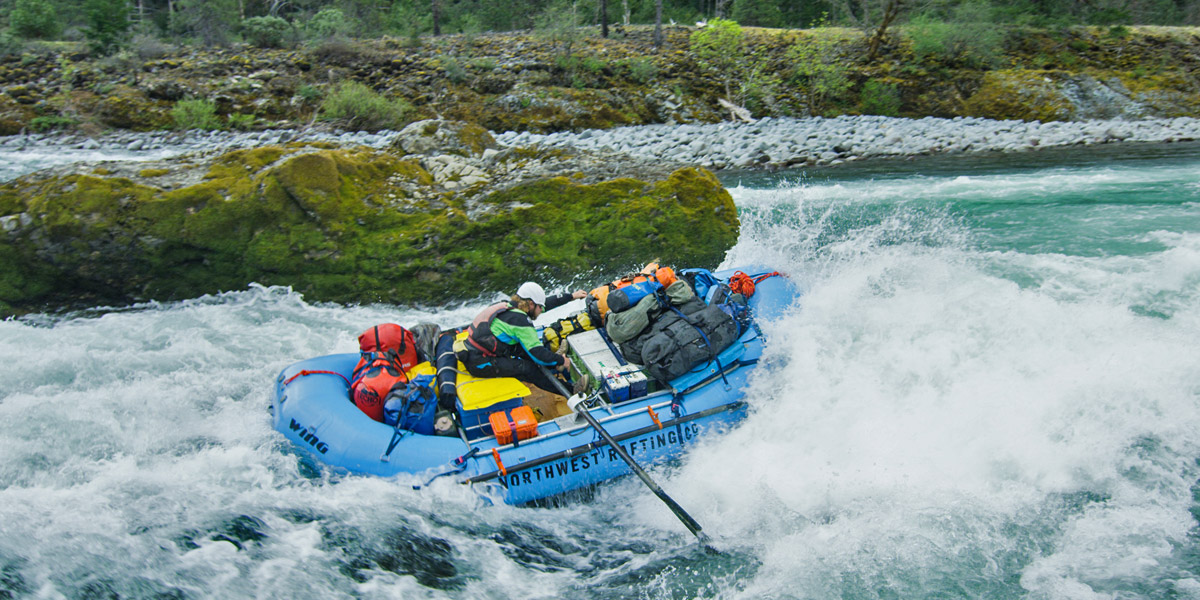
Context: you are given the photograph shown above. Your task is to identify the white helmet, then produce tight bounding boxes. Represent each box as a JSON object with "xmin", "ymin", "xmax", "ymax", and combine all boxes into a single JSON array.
[{"xmin": 516, "ymin": 281, "xmax": 546, "ymax": 307}]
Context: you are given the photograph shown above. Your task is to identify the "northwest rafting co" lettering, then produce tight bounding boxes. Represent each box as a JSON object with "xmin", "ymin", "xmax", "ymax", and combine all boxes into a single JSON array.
[{"xmin": 505, "ymin": 423, "xmax": 701, "ymax": 488}]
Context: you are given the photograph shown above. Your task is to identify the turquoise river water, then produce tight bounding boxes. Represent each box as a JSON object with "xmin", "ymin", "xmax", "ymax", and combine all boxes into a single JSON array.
[{"xmin": 2, "ymin": 141, "xmax": 1200, "ymax": 599}]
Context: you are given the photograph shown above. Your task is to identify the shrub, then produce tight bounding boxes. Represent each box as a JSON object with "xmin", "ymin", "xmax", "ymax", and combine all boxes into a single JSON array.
[
  {"xmin": 470, "ymin": 57, "xmax": 497, "ymax": 71},
  {"xmin": 10, "ymin": 0, "xmax": 61, "ymax": 39},
  {"xmin": 0, "ymin": 32, "xmax": 24, "ymax": 57},
  {"xmin": 620, "ymin": 57, "xmax": 658, "ymax": 83},
  {"xmin": 1106, "ymin": 24, "xmax": 1131, "ymax": 39},
  {"xmin": 319, "ymin": 81, "xmax": 413, "ymax": 131},
  {"xmin": 307, "ymin": 36, "xmax": 371, "ymax": 66},
  {"xmin": 171, "ymin": 98, "xmax": 222, "ymax": 131},
  {"xmin": 130, "ymin": 33, "xmax": 174, "ymax": 60},
  {"xmin": 297, "ymin": 84, "xmax": 323, "ymax": 103},
  {"xmin": 860, "ymin": 79, "xmax": 902, "ymax": 116},
  {"xmin": 788, "ymin": 27, "xmax": 851, "ymax": 115},
  {"xmin": 690, "ymin": 19, "xmax": 745, "ymax": 101},
  {"xmin": 29, "ymin": 115, "xmax": 76, "ymax": 132},
  {"xmin": 226, "ymin": 113, "xmax": 256, "ymax": 130},
  {"xmin": 242, "ymin": 15, "xmax": 291, "ymax": 48},
  {"xmin": 438, "ymin": 55, "xmax": 468, "ymax": 83},
  {"xmin": 904, "ymin": 1, "xmax": 1003, "ymax": 68},
  {"xmin": 308, "ymin": 8, "xmax": 349, "ymax": 39},
  {"xmin": 731, "ymin": 0, "xmax": 786, "ymax": 27},
  {"xmin": 83, "ymin": 0, "xmax": 131, "ymax": 56},
  {"xmin": 177, "ymin": 0, "xmax": 238, "ymax": 46}
]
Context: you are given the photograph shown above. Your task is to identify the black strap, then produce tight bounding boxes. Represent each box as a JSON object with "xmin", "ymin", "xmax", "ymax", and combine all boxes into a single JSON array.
[{"xmin": 667, "ymin": 305, "xmax": 730, "ymax": 389}]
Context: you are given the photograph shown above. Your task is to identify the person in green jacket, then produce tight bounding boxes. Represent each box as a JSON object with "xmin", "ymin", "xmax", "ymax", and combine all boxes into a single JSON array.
[{"xmin": 458, "ymin": 282, "xmax": 587, "ymax": 395}]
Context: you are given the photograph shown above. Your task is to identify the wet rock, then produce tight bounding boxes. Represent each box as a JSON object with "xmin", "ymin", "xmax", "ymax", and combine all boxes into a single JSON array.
[
  {"xmin": 391, "ymin": 119, "xmax": 497, "ymax": 157},
  {"xmin": 144, "ymin": 78, "xmax": 190, "ymax": 102}
]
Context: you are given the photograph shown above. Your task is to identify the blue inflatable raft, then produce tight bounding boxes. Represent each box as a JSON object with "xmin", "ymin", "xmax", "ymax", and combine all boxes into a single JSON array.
[{"xmin": 271, "ymin": 268, "xmax": 796, "ymax": 505}]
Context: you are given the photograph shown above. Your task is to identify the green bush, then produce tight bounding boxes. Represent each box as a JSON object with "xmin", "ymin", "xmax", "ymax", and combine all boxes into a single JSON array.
[
  {"xmin": 470, "ymin": 57, "xmax": 498, "ymax": 71},
  {"xmin": 619, "ymin": 57, "xmax": 658, "ymax": 84},
  {"xmin": 904, "ymin": 1, "xmax": 1003, "ymax": 68},
  {"xmin": 130, "ymin": 33, "xmax": 174, "ymax": 60},
  {"xmin": 787, "ymin": 27, "xmax": 851, "ymax": 115},
  {"xmin": 860, "ymin": 80, "xmax": 902, "ymax": 116},
  {"xmin": 83, "ymin": 0, "xmax": 131, "ymax": 56},
  {"xmin": 731, "ymin": 0, "xmax": 786, "ymax": 27},
  {"xmin": 0, "ymin": 32, "xmax": 23, "ymax": 56},
  {"xmin": 297, "ymin": 84, "xmax": 323, "ymax": 103},
  {"xmin": 29, "ymin": 115, "xmax": 76, "ymax": 132},
  {"xmin": 319, "ymin": 81, "xmax": 414, "ymax": 132},
  {"xmin": 307, "ymin": 36, "xmax": 372, "ymax": 66},
  {"xmin": 10, "ymin": 0, "xmax": 60, "ymax": 39},
  {"xmin": 227, "ymin": 113, "xmax": 256, "ymax": 130},
  {"xmin": 1106, "ymin": 24, "xmax": 1131, "ymax": 39},
  {"xmin": 242, "ymin": 15, "xmax": 291, "ymax": 48},
  {"xmin": 308, "ymin": 8, "xmax": 349, "ymax": 39},
  {"xmin": 171, "ymin": 98, "xmax": 222, "ymax": 131},
  {"xmin": 438, "ymin": 55, "xmax": 468, "ymax": 83},
  {"xmin": 690, "ymin": 19, "xmax": 745, "ymax": 101}
]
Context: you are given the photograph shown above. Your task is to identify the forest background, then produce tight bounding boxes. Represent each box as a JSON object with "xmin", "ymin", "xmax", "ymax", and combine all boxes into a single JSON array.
[{"xmin": 3, "ymin": 0, "xmax": 1194, "ymax": 56}]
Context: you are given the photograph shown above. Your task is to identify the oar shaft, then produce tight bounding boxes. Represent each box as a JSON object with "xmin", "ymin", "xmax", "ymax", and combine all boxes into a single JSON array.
[
  {"xmin": 537, "ymin": 364, "xmax": 708, "ymax": 541},
  {"xmin": 573, "ymin": 400, "xmax": 706, "ymax": 537}
]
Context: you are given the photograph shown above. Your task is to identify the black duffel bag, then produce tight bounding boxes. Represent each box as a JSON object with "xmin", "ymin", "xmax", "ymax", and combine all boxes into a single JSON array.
[{"xmin": 640, "ymin": 305, "xmax": 740, "ymax": 382}]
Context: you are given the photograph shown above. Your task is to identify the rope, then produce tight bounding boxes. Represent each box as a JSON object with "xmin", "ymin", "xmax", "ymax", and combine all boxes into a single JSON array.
[{"xmin": 282, "ymin": 369, "xmax": 350, "ymax": 387}]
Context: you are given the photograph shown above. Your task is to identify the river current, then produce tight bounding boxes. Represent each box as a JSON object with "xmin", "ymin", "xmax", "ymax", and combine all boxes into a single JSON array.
[{"xmin": 3, "ymin": 141, "xmax": 1200, "ymax": 599}]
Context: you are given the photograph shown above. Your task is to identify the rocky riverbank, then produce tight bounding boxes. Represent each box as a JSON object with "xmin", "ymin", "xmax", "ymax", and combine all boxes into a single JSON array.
[
  {"xmin": 500, "ymin": 114, "xmax": 1200, "ymax": 169},
  {"xmin": 5, "ymin": 114, "xmax": 1200, "ymax": 183}
]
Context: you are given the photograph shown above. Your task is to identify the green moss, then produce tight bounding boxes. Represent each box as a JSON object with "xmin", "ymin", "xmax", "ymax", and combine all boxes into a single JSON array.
[
  {"xmin": 138, "ymin": 168, "xmax": 171, "ymax": 178},
  {"xmin": 0, "ymin": 142, "xmax": 738, "ymax": 315},
  {"xmin": 962, "ymin": 70, "xmax": 1073, "ymax": 122}
]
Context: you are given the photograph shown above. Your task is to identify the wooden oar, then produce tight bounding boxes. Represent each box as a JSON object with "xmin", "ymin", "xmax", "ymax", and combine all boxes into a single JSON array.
[{"xmin": 538, "ymin": 364, "xmax": 714, "ymax": 548}]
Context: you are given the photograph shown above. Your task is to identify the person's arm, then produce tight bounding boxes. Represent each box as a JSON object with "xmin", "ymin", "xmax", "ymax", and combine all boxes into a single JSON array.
[
  {"xmin": 493, "ymin": 313, "xmax": 564, "ymax": 367},
  {"xmin": 544, "ymin": 290, "xmax": 587, "ymax": 311}
]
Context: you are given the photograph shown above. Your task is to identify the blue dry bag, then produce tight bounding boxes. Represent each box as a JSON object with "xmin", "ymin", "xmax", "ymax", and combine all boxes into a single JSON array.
[
  {"xmin": 606, "ymin": 280, "xmax": 665, "ymax": 314},
  {"xmin": 383, "ymin": 374, "xmax": 438, "ymax": 434}
]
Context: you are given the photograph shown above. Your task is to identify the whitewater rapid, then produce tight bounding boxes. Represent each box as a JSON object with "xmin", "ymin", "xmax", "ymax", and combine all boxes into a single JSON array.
[{"xmin": 2, "ymin": 143, "xmax": 1200, "ymax": 598}]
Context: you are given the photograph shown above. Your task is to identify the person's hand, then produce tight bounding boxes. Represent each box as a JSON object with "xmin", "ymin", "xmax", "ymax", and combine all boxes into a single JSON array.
[
  {"xmin": 559, "ymin": 356, "xmax": 573, "ymax": 372},
  {"xmin": 571, "ymin": 289, "xmax": 587, "ymax": 300}
]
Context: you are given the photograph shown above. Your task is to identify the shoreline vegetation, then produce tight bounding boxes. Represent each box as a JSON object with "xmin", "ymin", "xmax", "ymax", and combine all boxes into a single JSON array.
[{"xmin": 2, "ymin": 21, "xmax": 1200, "ymax": 140}]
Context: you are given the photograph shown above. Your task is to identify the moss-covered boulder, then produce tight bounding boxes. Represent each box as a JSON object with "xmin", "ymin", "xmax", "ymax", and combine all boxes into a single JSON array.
[
  {"xmin": 962, "ymin": 70, "xmax": 1075, "ymax": 122},
  {"xmin": 0, "ymin": 139, "xmax": 738, "ymax": 315}
]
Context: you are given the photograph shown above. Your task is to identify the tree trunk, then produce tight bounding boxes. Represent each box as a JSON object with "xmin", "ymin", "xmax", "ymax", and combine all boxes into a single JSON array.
[
  {"xmin": 622, "ymin": 0, "xmax": 630, "ymax": 25},
  {"xmin": 866, "ymin": 0, "xmax": 903, "ymax": 62},
  {"xmin": 600, "ymin": 0, "xmax": 608, "ymax": 38},
  {"xmin": 653, "ymin": 0, "xmax": 663, "ymax": 48},
  {"xmin": 432, "ymin": 0, "xmax": 440, "ymax": 36}
]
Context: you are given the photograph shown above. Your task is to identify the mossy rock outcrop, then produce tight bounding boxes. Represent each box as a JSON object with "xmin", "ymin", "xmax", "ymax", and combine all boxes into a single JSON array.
[{"xmin": 0, "ymin": 134, "xmax": 737, "ymax": 315}]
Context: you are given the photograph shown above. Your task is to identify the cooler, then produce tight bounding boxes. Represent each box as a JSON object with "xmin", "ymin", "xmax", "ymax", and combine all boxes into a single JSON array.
[
  {"xmin": 488, "ymin": 405, "xmax": 539, "ymax": 445},
  {"xmin": 455, "ymin": 370, "xmax": 530, "ymax": 440}
]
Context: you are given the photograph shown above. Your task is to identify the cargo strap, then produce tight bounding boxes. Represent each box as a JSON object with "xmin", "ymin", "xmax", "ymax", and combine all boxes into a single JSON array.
[
  {"xmin": 666, "ymin": 305, "xmax": 732, "ymax": 391},
  {"xmin": 380, "ymin": 423, "xmax": 410, "ymax": 462},
  {"xmin": 380, "ymin": 386, "xmax": 421, "ymax": 462},
  {"xmin": 413, "ymin": 447, "xmax": 481, "ymax": 490},
  {"xmin": 281, "ymin": 370, "xmax": 351, "ymax": 387}
]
